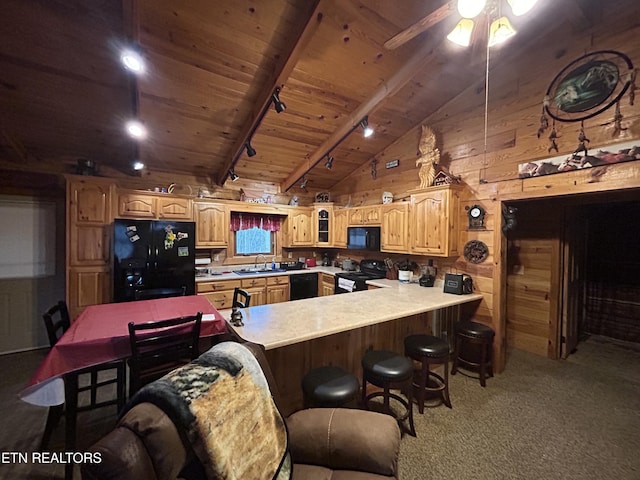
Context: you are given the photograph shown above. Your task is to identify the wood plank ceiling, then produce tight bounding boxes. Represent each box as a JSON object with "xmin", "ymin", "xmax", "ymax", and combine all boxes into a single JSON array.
[{"xmin": 0, "ymin": 0, "xmax": 600, "ymax": 195}]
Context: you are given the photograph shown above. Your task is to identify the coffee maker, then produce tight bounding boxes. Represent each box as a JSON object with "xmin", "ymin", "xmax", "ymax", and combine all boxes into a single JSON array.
[{"xmin": 419, "ymin": 260, "xmax": 437, "ymax": 287}]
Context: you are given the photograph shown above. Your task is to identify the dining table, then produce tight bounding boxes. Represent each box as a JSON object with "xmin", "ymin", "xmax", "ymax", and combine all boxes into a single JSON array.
[{"xmin": 20, "ymin": 295, "xmax": 227, "ymax": 407}]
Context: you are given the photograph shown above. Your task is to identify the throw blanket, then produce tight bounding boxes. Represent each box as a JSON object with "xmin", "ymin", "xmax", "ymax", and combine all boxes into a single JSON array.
[{"xmin": 126, "ymin": 342, "xmax": 290, "ymax": 480}]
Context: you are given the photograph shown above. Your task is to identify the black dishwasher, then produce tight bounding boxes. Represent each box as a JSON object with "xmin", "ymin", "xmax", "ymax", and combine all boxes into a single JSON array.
[{"xmin": 290, "ymin": 272, "xmax": 318, "ymax": 300}]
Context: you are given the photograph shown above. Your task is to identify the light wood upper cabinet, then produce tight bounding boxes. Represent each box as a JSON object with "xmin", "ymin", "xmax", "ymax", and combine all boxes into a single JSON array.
[
  {"xmin": 70, "ymin": 178, "xmax": 113, "ymax": 224},
  {"xmin": 410, "ymin": 185, "xmax": 461, "ymax": 257},
  {"xmin": 194, "ymin": 202, "xmax": 229, "ymax": 248},
  {"xmin": 332, "ymin": 208, "xmax": 349, "ymax": 248},
  {"xmin": 313, "ymin": 204, "xmax": 332, "ymax": 247},
  {"xmin": 348, "ymin": 205, "xmax": 381, "ymax": 225},
  {"xmin": 381, "ymin": 202, "xmax": 410, "ymax": 253},
  {"xmin": 117, "ymin": 191, "xmax": 192, "ymax": 220},
  {"xmin": 287, "ymin": 207, "xmax": 314, "ymax": 246}
]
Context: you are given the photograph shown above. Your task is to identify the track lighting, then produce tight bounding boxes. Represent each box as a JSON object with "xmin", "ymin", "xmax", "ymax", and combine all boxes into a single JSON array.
[
  {"xmin": 120, "ymin": 48, "xmax": 145, "ymax": 74},
  {"xmin": 324, "ymin": 154, "xmax": 334, "ymax": 169},
  {"xmin": 125, "ymin": 120, "xmax": 147, "ymax": 140},
  {"xmin": 229, "ymin": 168, "xmax": 239, "ymax": 182},
  {"xmin": 272, "ymin": 88, "xmax": 286, "ymax": 113},
  {"xmin": 300, "ymin": 176, "xmax": 308, "ymax": 190},
  {"xmin": 360, "ymin": 116, "xmax": 374, "ymax": 138},
  {"xmin": 245, "ymin": 141, "xmax": 256, "ymax": 157},
  {"xmin": 132, "ymin": 161, "xmax": 145, "ymax": 171}
]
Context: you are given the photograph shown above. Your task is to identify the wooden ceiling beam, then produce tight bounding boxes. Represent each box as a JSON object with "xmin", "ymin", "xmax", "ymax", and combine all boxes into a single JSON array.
[
  {"xmin": 383, "ymin": 1, "xmax": 454, "ymax": 50},
  {"xmin": 281, "ymin": 39, "xmax": 445, "ymax": 192},
  {"xmin": 216, "ymin": 0, "xmax": 323, "ymax": 186}
]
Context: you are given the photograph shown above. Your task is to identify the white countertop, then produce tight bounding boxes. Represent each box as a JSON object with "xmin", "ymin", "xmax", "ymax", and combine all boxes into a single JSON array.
[{"xmin": 222, "ymin": 280, "xmax": 483, "ymax": 350}]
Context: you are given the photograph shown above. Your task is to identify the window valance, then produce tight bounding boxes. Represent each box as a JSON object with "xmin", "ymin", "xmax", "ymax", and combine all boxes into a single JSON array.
[{"xmin": 229, "ymin": 212, "xmax": 283, "ymax": 232}]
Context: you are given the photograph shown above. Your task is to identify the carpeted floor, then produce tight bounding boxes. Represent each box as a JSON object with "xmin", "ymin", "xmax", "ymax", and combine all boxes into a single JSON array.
[
  {"xmin": 1, "ymin": 335, "xmax": 638, "ymax": 479},
  {"xmin": 398, "ymin": 336, "xmax": 640, "ymax": 480}
]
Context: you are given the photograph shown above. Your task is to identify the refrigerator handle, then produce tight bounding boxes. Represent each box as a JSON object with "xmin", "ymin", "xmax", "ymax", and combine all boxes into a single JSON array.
[
  {"xmin": 154, "ymin": 246, "xmax": 159, "ymax": 270},
  {"xmin": 147, "ymin": 245, "xmax": 152, "ymax": 270}
]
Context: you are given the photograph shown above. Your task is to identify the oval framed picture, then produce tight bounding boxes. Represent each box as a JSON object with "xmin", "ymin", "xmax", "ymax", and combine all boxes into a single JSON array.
[
  {"xmin": 464, "ymin": 240, "xmax": 489, "ymax": 264},
  {"xmin": 544, "ymin": 50, "xmax": 633, "ymax": 122}
]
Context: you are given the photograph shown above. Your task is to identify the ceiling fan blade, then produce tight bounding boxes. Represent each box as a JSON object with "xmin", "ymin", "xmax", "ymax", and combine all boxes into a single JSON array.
[{"xmin": 384, "ymin": 1, "xmax": 455, "ymax": 50}]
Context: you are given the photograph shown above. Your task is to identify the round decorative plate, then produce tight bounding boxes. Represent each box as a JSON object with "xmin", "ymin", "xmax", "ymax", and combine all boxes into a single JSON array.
[{"xmin": 464, "ymin": 240, "xmax": 489, "ymax": 264}]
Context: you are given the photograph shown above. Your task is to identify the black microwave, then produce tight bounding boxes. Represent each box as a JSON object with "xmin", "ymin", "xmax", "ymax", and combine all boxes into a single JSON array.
[{"xmin": 347, "ymin": 226, "xmax": 381, "ymax": 251}]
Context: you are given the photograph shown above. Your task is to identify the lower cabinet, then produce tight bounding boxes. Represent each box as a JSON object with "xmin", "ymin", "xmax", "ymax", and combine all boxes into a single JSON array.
[
  {"xmin": 67, "ymin": 267, "xmax": 111, "ymax": 320},
  {"xmin": 267, "ymin": 276, "xmax": 290, "ymax": 304},
  {"xmin": 196, "ymin": 279, "xmax": 242, "ymax": 310},
  {"xmin": 241, "ymin": 277, "xmax": 267, "ymax": 307},
  {"xmin": 320, "ymin": 273, "xmax": 334, "ymax": 296}
]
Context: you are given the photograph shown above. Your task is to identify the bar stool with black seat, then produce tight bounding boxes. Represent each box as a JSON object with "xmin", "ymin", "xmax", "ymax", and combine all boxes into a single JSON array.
[
  {"xmin": 301, "ymin": 365, "xmax": 360, "ymax": 408},
  {"xmin": 451, "ymin": 320, "xmax": 495, "ymax": 387},
  {"xmin": 361, "ymin": 350, "xmax": 416, "ymax": 437},
  {"xmin": 404, "ymin": 334, "xmax": 452, "ymax": 413},
  {"xmin": 41, "ymin": 300, "xmax": 126, "ymax": 480}
]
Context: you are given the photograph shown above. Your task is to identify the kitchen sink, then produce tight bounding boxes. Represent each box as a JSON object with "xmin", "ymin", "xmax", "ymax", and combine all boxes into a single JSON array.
[{"xmin": 233, "ymin": 268, "xmax": 286, "ymax": 275}]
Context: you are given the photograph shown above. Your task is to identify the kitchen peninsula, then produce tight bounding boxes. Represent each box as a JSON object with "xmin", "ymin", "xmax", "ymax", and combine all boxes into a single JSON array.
[{"xmin": 221, "ymin": 277, "xmax": 483, "ymax": 414}]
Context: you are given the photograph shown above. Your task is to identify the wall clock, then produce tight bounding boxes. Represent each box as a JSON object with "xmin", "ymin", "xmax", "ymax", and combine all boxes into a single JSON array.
[
  {"xmin": 466, "ymin": 204, "xmax": 486, "ymax": 230},
  {"xmin": 464, "ymin": 240, "xmax": 489, "ymax": 264}
]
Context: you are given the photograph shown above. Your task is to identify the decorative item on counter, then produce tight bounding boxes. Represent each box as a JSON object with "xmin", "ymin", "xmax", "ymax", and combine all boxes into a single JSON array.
[
  {"xmin": 382, "ymin": 191, "xmax": 394, "ymax": 204},
  {"xmin": 230, "ymin": 307, "xmax": 244, "ymax": 327},
  {"xmin": 397, "ymin": 258, "xmax": 418, "ymax": 283},
  {"xmin": 419, "ymin": 260, "xmax": 437, "ymax": 287}
]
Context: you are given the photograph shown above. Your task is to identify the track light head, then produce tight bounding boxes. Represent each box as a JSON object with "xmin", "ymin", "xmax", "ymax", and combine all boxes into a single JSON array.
[
  {"xmin": 360, "ymin": 116, "xmax": 374, "ymax": 138},
  {"xmin": 300, "ymin": 176, "xmax": 308, "ymax": 190},
  {"xmin": 272, "ymin": 88, "xmax": 286, "ymax": 113},
  {"xmin": 245, "ymin": 141, "xmax": 256, "ymax": 157},
  {"xmin": 229, "ymin": 168, "xmax": 239, "ymax": 182},
  {"xmin": 324, "ymin": 154, "xmax": 334, "ymax": 169}
]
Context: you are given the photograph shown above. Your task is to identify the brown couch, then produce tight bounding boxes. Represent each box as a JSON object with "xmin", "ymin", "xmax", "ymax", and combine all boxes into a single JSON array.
[{"xmin": 81, "ymin": 343, "xmax": 401, "ymax": 480}]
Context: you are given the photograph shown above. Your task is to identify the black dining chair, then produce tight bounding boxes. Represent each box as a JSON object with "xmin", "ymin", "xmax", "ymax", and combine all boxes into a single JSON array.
[
  {"xmin": 41, "ymin": 300, "xmax": 126, "ymax": 480},
  {"xmin": 127, "ymin": 312, "xmax": 203, "ymax": 397},
  {"xmin": 232, "ymin": 287, "xmax": 251, "ymax": 308}
]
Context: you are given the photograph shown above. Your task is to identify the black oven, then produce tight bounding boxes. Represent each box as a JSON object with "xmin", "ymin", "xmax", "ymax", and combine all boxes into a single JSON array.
[{"xmin": 334, "ymin": 259, "xmax": 387, "ymax": 294}]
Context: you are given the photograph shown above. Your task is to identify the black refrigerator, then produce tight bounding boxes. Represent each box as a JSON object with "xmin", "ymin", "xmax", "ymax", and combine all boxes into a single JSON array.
[{"xmin": 113, "ymin": 219, "xmax": 196, "ymax": 302}]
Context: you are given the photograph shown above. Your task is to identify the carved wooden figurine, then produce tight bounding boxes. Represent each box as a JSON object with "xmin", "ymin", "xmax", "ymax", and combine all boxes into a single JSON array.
[{"xmin": 416, "ymin": 125, "xmax": 440, "ymax": 189}]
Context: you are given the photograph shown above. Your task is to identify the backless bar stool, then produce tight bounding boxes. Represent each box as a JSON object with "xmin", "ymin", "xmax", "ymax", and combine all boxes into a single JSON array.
[
  {"xmin": 302, "ymin": 365, "xmax": 360, "ymax": 408},
  {"xmin": 404, "ymin": 334, "xmax": 452, "ymax": 413},
  {"xmin": 361, "ymin": 350, "xmax": 416, "ymax": 436},
  {"xmin": 451, "ymin": 320, "xmax": 495, "ymax": 387}
]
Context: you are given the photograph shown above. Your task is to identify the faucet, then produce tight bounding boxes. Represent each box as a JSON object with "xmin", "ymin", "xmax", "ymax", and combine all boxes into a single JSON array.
[{"xmin": 255, "ymin": 254, "xmax": 268, "ymax": 270}]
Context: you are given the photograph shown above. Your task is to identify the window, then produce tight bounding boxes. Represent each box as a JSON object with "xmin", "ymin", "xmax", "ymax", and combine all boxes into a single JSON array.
[
  {"xmin": 236, "ymin": 227, "xmax": 271, "ymax": 255},
  {"xmin": 230, "ymin": 212, "xmax": 283, "ymax": 257}
]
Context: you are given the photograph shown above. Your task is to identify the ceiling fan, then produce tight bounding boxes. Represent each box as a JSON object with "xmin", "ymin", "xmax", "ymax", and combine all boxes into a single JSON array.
[{"xmin": 384, "ymin": 0, "xmax": 538, "ymax": 50}]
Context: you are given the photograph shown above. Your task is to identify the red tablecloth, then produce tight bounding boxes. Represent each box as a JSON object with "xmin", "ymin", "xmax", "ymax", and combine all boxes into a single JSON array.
[{"xmin": 20, "ymin": 295, "xmax": 227, "ymax": 405}]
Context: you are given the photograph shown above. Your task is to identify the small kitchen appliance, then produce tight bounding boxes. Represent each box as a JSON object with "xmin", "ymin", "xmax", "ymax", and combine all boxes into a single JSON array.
[{"xmin": 443, "ymin": 273, "xmax": 473, "ymax": 295}]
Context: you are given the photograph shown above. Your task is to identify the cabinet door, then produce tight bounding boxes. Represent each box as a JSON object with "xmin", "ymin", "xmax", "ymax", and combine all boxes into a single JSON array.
[
  {"xmin": 69, "ymin": 225, "xmax": 111, "ymax": 266},
  {"xmin": 200, "ymin": 290, "xmax": 235, "ymax": 310},
  {"xmin": 314, "ymin": 207, "xmax": 332, "ymax": 247},
  {"xmin": 381, "ymin": 202, "xmax": 409, "ymax": 253},
  {"xmin": 244, "ymin": 286, "xmax": 266, "ymax": 306},
  {"xmin": 288, "ymin": 208, "xmax": 313, "ymax": 246},
  {"xmin": 67, "ymin": 267, "xmax": 111, "ymax": 320},
  {"xmin": 70, "ymin": 180, "xmax": 113, "ymax": 224},
  {"xmin": 157, "ymin": 197, "xmax": 192, "ymax": 220},
  {"xmin": 410, "ymin": 187, "xmax": 459, "ymax": 256},
  {"xmin": 363, "ymin": 206, "xmax": 381, "ymax": 225},
  {"xmin": 267, "ymin": 284, "xmax": 290, "ymax": 304},
  {"xmin": 194, "ymin": 203, "xmax": 229, "ymax": 247},
  {"xmin": 118, "ymin": 193, "xmax": 156, "ymax": 218},
  {"xmin": 332, "ymin": 209, "xmax": 348, "ymax": 247}
]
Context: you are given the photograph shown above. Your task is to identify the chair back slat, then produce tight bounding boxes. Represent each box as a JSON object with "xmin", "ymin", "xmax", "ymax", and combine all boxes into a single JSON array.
[
  {"xmin": 128, "ymin": 312, "xmax": 203, "ymax": 395},
  {"xmin": 42, "ymin": 300, "xmax": 71, "ymax": 348},
  {"xmin": 233, "ymin": 288, "xmax": 251, "ymax": 308}
]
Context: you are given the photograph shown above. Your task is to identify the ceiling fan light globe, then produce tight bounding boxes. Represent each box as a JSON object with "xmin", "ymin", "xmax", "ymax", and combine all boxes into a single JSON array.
[
  {"xmin": 507, "ymin": 0, "xmax": 538, "ymax": 16},
  {"xmin": 447, "ymin": 19, "xmax": 474, "ymax": 47},
  {"xmin": 488, "ymin": 16, "xmax": 516, "ymax": 47},
  {"xmin": 457, "ymin": 0, "xmax": 487, "ymax": 19}
]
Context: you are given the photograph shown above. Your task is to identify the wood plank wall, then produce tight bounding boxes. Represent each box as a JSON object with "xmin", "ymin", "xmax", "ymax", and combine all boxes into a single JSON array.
[{"xmin": 332, "ymin": 2, "xmax": 640, "ymax": 370}]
